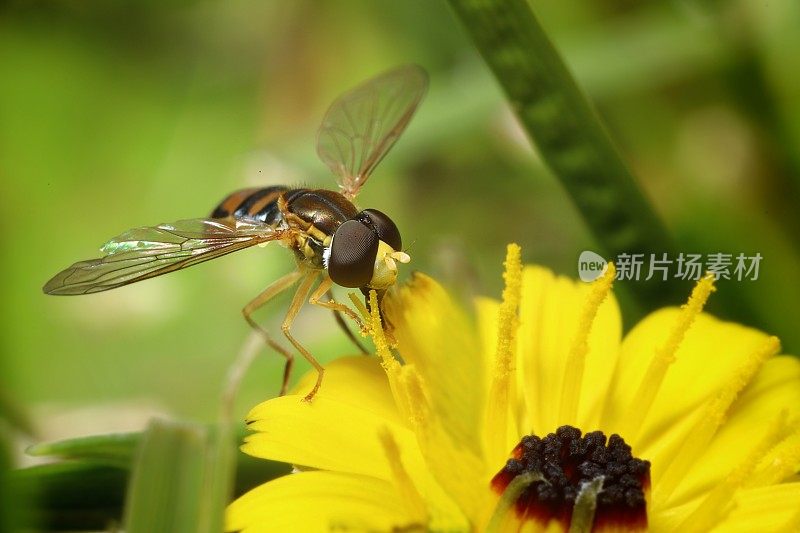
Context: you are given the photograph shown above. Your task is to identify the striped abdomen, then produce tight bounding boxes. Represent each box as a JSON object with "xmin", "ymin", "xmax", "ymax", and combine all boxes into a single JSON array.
[{"xmin": 210, "ymin": 186, "xmax": 290, "ymax": 225}]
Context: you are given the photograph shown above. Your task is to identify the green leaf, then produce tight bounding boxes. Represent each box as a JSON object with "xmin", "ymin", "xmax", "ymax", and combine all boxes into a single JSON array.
[
  {"xmin": 27, "ymin": 432, "xmax": 140, "ymax": 469},
  {"xmin": 1, "ymin": 431, "xmax": 19, "ymax": 533},
  {"xmin": 448, "ymin": 0, "xmax": 684, "ymax": 312},
  {"xmin": 9, "ymin": 443, "xmax": 288, "ymax": 531},
  {"xmin": 10, "ymin": 461, "xmax": 128, "ymax": 531}
]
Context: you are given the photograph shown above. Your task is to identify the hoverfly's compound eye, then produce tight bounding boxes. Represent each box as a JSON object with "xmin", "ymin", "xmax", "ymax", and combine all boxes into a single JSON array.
[
  {"xmin": 328, "ymin": 220, "xmax": 379, "ymax": 288},
  {"xmin": 358, "ymin": 209, "xmax": 402, "ymax": 251}
]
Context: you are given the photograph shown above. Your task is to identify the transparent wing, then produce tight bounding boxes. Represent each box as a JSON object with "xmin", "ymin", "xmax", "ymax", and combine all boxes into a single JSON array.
[
  {"xmin": 44, "ymin": 218, "xmax": 283, "ymax": 295},
  {"xmin": 316, "ymin": 64, "xmax": 428, "ymax": 199}
]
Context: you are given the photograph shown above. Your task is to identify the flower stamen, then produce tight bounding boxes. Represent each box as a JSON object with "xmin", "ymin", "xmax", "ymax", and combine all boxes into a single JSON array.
[
  {"xmin": 484, "ymin": 243, "xmax": 523, "ymax": 466},
  {"xmin": 620, "ymin": 274, "xmax": 716, "ymax": 439},
  {"xmin": 369, "ymin": 289, "xmax": 401, "ymax": 378},
  {"xmin": 369, "ymin": 289, "xmax": 426, "ymax": 429},
  {"xmin": 559, "ymin": 263, "xmax": 616, "ymax": 426},
  {"xmin": 749, "ymin": 428, "xmax": 800, "ymax": 487}
]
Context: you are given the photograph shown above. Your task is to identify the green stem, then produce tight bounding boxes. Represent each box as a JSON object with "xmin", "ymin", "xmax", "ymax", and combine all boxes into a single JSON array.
[{"xmin": 448, "ymin": 0, "xmax": 683, "ymax": 310}]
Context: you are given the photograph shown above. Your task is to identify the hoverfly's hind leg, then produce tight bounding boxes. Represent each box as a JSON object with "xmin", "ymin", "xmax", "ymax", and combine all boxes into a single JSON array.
[
  {"xmin": 281, "ymin": 271, "xmax": 325, "ymax": 402},
  {"xmin": 242, "ymin": 270, "xmax": 303, "ymax": 396}
]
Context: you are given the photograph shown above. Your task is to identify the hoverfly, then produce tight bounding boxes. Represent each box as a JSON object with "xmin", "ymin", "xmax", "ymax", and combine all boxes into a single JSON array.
[{"xmin": 43, "ymin": 64, "xmax": 427, "ymax": 402}]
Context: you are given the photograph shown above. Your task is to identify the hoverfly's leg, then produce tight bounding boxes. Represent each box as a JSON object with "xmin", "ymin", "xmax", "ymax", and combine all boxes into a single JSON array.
[
  {"xmin": 281, "ymin": 271, "xmax": 325, "ymax": 402},
  {"xmin": 328, "ymin": 290, "xmax": 369, "ymax": 355},
  {"xmin": 309, "ymin": 276, "xmax": 368, "ymax": 336},
  {"xmin": 242, "ymin": 270, "xmax": 303, "ymax": 396}
]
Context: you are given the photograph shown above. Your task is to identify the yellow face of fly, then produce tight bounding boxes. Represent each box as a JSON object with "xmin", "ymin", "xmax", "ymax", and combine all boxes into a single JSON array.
[{"xmin": 367, "ymin": 240, "xmax": 411, "ymax": 289}]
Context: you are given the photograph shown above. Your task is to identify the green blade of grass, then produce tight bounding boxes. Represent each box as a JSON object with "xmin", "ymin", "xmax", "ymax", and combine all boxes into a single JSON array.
[
  {"xmin": 448, "ymin": 0, "xmax": 683, "ymax": 311},
  {"xmin": 123, "ymin": 418, "xmax": 229, "ymax": 533},
  {"xmin": 201, "ymin": 421, "xmax": 235, "ymax": 533}
]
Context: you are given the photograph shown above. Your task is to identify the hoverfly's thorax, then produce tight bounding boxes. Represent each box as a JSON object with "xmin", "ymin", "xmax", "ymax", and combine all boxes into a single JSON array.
[
  {"xmin": 212, "ymin": 187, "xmax": 359, "ymax": 270},
  {"xmin": 284, "ymin": 189, "xmax": 358, "ymax": 269},
  {"xmin": 285, "ymin": 189, "xmax": 358, "ymax": 236}
]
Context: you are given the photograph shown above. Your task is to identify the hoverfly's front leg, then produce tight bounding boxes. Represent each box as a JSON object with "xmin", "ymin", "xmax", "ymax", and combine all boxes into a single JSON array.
[
  {"xmin": 308, "ymin": 275, "xmax": 369, "ymax": 342},
  {"xmin": 242, "ymin": 270, "xmax": 304, "ymax": 396},
  {"xmin": 281, "ymin": 271, "xmax": 325, "ymax": 402},
  {"xmin": 328, "ymin": 290, "xmax": 369, "ymax": 355},
  {"xmin": 309, "ymin": 276, "xmax": 369, "ymax": 337}
]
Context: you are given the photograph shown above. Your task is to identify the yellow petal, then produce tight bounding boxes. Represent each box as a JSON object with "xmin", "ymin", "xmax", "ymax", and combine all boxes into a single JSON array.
[
  {"xmin": 288, "ymin": 356, "xmax": 401, "ymax": 425},
  {"xmin": 244, "ymin": 384, "xmax": 467, "ymax": 528},
  {"xmin": 650, "ymin": 335, "xmax": 780, "ymax": 504},
  {"xmin": 384, "ymin": 273, "xmax": 486, "ymax": 453},
  {"xmin": 390, "ymin": 363, "xmax": 483, "ymax": 527},
  {"xmin": 369, "ymin": 289, "xmax": 480, "ymax": 526},
  {"xmin": 668, "ymin": 410, "xmax": 787, "ymax": 531},
  {"xmin": 246, "ymin": 358, "xmax": 411, "ymax": 478},
  {"xmin": 605, "ymin": 309, "xmax": 771, "ymax": 456},
  {"xmin": 711, "ymin": 482, "xmax": 800, "ymax": 532},
  {"xmin": 659, "ymin": 356, "xmax": 800, "ymax": 509},
  {"xmin": 244, "ymin": 395, "xmax": 411, "ymax": 475},
  {"xmin": 474, "ymin": 295, "xmax": 500, "ymax": 396},
  {"xmin": 377, "ymin": 427, "xmax": 428, "ymax": 522},
  {"xmin": 225, "ymin": 471, "xmax": 411, "ymax": 532},
  {"xmin": 517, "ymin": 266, "xmax": 622, "ymax": 434},
  {"xmin": 376, "ymin": 424, "xmax": 471, "ymax": 530}
]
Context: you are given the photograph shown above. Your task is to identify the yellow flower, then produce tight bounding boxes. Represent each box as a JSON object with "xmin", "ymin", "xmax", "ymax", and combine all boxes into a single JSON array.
[{"xmin": 227, "ymin": 245, "xmax": 800, "ymax": 532}]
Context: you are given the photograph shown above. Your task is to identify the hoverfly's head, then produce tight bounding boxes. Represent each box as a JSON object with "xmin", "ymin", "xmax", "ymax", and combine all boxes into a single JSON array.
[{"xmin": 326, "ymin": 208, "xmax": 410, "ymax": 290}]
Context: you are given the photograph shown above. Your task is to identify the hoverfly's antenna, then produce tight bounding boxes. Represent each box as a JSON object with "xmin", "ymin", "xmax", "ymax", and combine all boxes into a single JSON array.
[
  {"xmin": 403, "ymin": 239, "xmax": 418, "ymax": 255},
  {"xmin": 391, "ymin": 251, "xmax": 411, "ymax": 263}
]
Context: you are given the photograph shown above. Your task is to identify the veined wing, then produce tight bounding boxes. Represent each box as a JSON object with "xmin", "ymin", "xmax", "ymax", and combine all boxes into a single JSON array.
[
  {"xmin": 44, "ymin": 218, "xmax": 283, "ymax": 295},
  {"xmin": 316, "ymin": 64, "xmax": 428, "ymax": 200}
]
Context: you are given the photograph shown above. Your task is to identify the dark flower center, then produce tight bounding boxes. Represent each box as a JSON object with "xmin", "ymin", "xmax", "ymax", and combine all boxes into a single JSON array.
[{"xmin": 491, "ymin": 425, "xmax": 650, "ymax": 532}]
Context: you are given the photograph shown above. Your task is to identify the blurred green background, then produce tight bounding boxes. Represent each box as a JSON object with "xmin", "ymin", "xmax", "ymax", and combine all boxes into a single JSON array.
[{"xmin": 2, "ymin": 0, "xmax": 799, "ymax": 450}]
